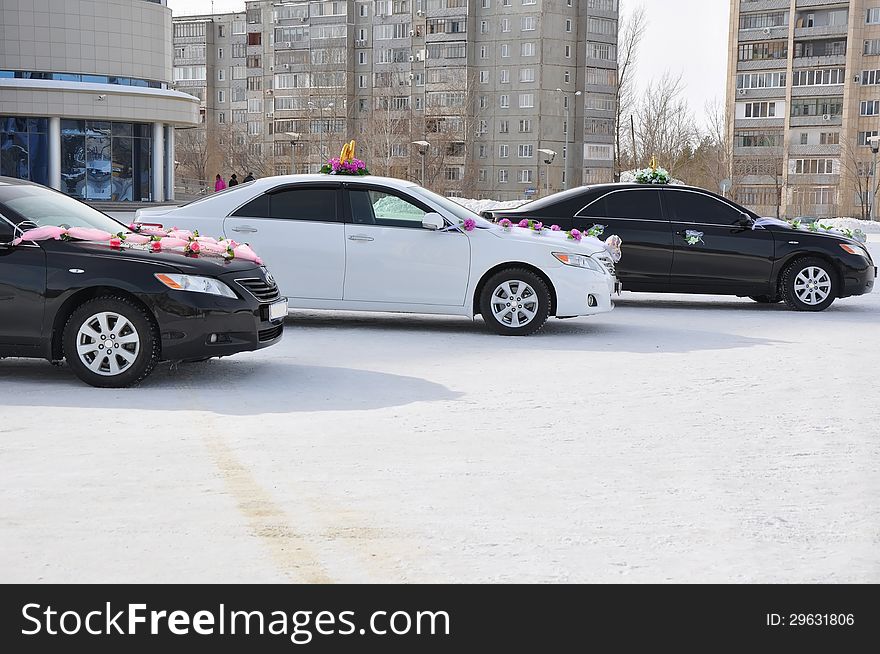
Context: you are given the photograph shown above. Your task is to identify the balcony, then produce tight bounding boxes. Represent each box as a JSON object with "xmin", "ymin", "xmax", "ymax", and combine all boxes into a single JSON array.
[
  {"xmin": 737, "ymin": 58, "xmax": 788, "ymax": 71},
  {"xmin": 739, "ymin": 26, "xmax": 789, "ymax": 42},
  {"xmin": 794, "ymin": 24, "xmax": 848, "ymax": 38},
  {"xmin": 790, "ymin": 114, "xmax": 842, "ymax": 127},
  {"xmin": 739, "ymin": 0, "xmax": 791, "ymax": 10},
  {"xmin": 793, "ymin": 54, "xmax": 846, "ymax": 67}
]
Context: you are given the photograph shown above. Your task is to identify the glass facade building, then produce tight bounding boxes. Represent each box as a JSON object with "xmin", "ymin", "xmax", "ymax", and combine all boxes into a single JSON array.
[
  {"xmin": 0, "ymin": 117, "xmax": 49, "ymax": 187},
  {"xmin": 0, "ymin": 0, "xmax": 199, "ymax": 203}
]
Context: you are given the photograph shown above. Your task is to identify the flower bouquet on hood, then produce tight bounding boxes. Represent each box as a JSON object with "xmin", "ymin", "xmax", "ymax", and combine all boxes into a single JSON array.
[{"xmin": 321, "ymin": 140, "xmax": 370, "ymax": 176}]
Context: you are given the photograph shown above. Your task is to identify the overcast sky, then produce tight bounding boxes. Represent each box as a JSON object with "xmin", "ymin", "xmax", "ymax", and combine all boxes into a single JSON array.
[{"xmin": 167, "ymin": 0, "xmax": 730, "ymax": 122}]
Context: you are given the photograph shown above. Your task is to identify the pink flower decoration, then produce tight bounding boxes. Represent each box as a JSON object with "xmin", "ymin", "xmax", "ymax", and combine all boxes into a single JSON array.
[
  {"xmin": 109, "ymin": 237, "xmax": 122, "ymax": 248},
  {"xmin": 518, "ymin": 219, "xmax": 529, "ymax": 228},
  {"xmin": 551, "ymin": 225, "xmax": 561, "ymax": 231},
  {"xmin": 125, "ymin": 234, "xmax": 151, "ymax": 245},
  {"xmin": 533, "ymin": 222, "xmax": 544, "ymax": 231},
  {"xmin": 463, "ymin": 218, "xmax": 476, "ymax": 232},
  {"xmin": 498, "ymin": 218, "xmax": 512, "ymax": 229},
  {"xmin": 13, "ymin": 225, "xmax": 67, "ymax": 245},
  {"xmin": 568, "ymin": 229, "xmax": 583, "ymax": 242},
  {"xmin": 233, "ymin": 243, "xmax": 262, "ymax": 264},
  {"xmin": 187, "ymin": 241, "xmax": 201, "ymax": 254},
  {"xmin": 158, "ymin": 237, "xmax": 188, "ymax": 249},
  {"xmin": 66, "ymin": 227, "xmax": 113, "ymax": 242},
  {"xmin": 150, "ymin": 241, "xmax": 162, "ymax": 252}
]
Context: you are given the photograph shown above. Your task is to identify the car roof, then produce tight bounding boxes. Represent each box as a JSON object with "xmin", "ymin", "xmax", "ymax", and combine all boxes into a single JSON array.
[
  {"xmin": 245, "ymin": 174, "xmax": 420, "ymax": 190},
  {"xmin": 0, "ymin": 176, "xmax": 39, "ymax": 187}
]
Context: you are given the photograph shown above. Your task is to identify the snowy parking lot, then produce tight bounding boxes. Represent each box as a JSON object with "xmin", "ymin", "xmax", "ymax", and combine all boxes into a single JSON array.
[{"xmin": 1, "ymin": 238, "xmax": 878, "ymax": 583}]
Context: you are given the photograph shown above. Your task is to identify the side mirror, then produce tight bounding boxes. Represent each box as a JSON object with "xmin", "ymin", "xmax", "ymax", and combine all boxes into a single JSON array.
[
  {"xmin": 736, "ymin": 213, "xmax": 753, "ymax": 228},
  {"xmin": 422, "ymin": 212, "xmax": 446, "ymax": 231}
]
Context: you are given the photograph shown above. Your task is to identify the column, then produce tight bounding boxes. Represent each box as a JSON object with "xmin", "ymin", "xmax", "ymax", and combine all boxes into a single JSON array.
[
  {"xmin": 48, "ymin": 116, "xmax": 61, "ymax": 191},
  {"xmin": 151, "ymin": 122, "xmax": 165, "ymax": 202},
  {"xmin": 164, "ymin": 125, "xmax": 175, "ymax": 202}
]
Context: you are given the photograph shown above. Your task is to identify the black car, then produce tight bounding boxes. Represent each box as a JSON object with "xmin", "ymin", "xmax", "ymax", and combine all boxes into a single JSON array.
[
  {"xmin": 488, "ymin": 184, "xmax": 876, "ymax": 311},
  {"xmin": 0, "ymin": 178, "xmax": 287, "ymax": 387}
]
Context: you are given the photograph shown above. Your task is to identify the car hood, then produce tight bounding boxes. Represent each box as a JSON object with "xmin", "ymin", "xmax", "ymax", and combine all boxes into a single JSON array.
[
  {"xmin": 483, "ymin": 225, "xmax": 611, "ymax": 256},
  {"xmin": 756, "ymin": 218, "xmax": 865, "ymax": 246},
  {"xmin": 37, "ymin": 240, "xmax": 262, "ymax": 274}
]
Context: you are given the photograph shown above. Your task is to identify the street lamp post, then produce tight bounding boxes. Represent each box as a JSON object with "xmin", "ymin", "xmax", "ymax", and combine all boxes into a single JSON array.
[
  {"xmin": 537, "ymin": 148, "xmax": 556, "ymax": 197},
  {"xmin": 413, "ymin": 140, "xmax": 430, "ymax": 186},
  {"xmin": 870, "ymin": 136, "xmax": 880, "ymax": 221},
  {"xmin": 556, "ymin": 89, "xmax": 581, "ymax": 191}
]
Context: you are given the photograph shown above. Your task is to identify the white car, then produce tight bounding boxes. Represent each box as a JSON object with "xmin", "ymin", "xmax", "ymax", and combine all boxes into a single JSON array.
[{"xmin": 136, "ymin": 175, "xmax": 620, "ymax": 336}]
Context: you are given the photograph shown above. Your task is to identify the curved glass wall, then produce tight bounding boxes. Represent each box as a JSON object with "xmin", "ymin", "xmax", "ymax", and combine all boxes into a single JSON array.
[
  {"xmin": 0, "ymin": 117, "xmax": 49, "ymax": 186},
  {"xmin": 61, "ymin": 120, "xmax": 152, "ymax": 201},
  {"xmin": 0, "ymin": 70, "xmax": 166, "ymax": 89}
]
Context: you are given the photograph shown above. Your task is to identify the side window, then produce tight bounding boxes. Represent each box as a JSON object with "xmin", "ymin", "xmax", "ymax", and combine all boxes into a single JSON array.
[
  {"xmin": 595, "ymin": 190, "xmax": 662, "ymax": 220},
  {"xmin": 351, "ymin": 189, "xmax": 428, "ymax": 228},
  {"xmin": 663, "ymin": 191, "xmax": 743, "ymax": 226},
  {"xmin": 268, "ymin": 187, "xmax": 338, "ymax": 221},
  {"xmin": 231, "ymin": 193, "xmax": 269, "ymax": 218}
]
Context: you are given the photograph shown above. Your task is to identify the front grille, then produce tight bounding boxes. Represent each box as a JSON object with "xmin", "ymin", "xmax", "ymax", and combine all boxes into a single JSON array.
[
  {"xmin": 258, "ymin": 324, "xmax": 283, "ymax": 342},
  {"xmin": 594, "ymin": 254, "xmax": 616, "ymax": 277},
  {"xmin": 236, "ymin": 277, "xmax": 281, "ymax": 302}
]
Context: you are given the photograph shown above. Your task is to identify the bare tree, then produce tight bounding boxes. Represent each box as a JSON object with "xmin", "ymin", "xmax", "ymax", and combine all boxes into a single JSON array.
[
  {"xmin": 840, "ymin": 137, "xmax": 879, "ymax": 221},
  {"xmin": 174, "ymin": 126, "xmax": 212, "ymax": 184},
  {"xmin": 615, "ymin": 3, "xmax": 647, "ymax": 179},
  {"xmin": 635, "ymin": 72, "xmax": 699, "ymax": 178}
]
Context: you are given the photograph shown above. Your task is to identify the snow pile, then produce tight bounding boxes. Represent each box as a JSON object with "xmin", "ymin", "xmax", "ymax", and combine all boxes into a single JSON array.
[{"xmin": 824, "ymin": 218, "xmax": 880, "ymax": 234}]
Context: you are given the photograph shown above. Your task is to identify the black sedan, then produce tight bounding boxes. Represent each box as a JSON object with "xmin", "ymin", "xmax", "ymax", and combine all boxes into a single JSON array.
[
  {"xmin": 488, "ymin": 184, "xmax": 875, "ymax": 311},
  {"xmin": 0, "ymin": 178, "xmax": 286, "ymax": 387}
]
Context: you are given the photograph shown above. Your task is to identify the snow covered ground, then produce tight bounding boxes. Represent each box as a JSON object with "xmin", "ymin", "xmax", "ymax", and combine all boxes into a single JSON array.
[{"xmin": 1, "ymin": 239, "xmax": 877, "ymax": 583}]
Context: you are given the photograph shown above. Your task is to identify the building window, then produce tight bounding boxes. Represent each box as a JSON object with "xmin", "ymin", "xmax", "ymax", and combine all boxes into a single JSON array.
[
  {"xmin": 499, "ymin": 169, "xmax": 509, "ymax": 183},
  {"xmin": 500, "ymin": 94, "xmax": 510, "ymax": 108},
  {"xmin": 519, "ymin": 68, "xmax": 535, "ymax": 82},
  {"xmin": 518, "ymin": 144, "xmax": 533, "ymax": 158},
  {"xmin": 499, "ymin": 144, "xmax": 509, "ymax": 157},
  {"xmin": 0, "ymin": 116, "xmax": 49, "ymax": 187},
  {"xmin": 519, "ymin": 169, "xmax": 533, "ymax": 183},
  {"xmin": 519, "ymin": 93, "xmax": 534, "ymax": 108},
  {"xmin": 217, "ymin": 90, "xmax": 225, "ymax": 103}
]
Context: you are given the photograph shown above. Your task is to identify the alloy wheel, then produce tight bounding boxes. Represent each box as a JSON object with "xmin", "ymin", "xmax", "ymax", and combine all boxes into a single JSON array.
[
  {"xmin": 490, "ymin": 280, "xmax": 539, "ymax": 328},
  {"xmin": 793, "ymin": 266, "xmax": 832, "ymax": 307},
  {"xmin": 75, "ymin": 311, "xmax": 141, "ymax": 377}
]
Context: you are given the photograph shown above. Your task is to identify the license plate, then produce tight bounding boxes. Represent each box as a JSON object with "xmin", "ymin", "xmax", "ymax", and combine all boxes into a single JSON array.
[{"xmin": 268, "ymin": 299, "xmax": 288, "ymax": 321}]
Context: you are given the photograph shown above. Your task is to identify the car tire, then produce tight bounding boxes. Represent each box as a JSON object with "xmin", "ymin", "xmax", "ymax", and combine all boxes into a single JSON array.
[
  {"xmin": 749, "ymin": 295, "xmax": 780, "ymax": 304},
  {"xmin": 780, "ymin": 257, "xmax": 837, "ymax": 312},
  {"xmin": 479, "ymin": 268, "xmax": 551, "ymax": 336},
  {"xmin": 63, "ymin": 296, "xmax": 160, "ymax": 388}
]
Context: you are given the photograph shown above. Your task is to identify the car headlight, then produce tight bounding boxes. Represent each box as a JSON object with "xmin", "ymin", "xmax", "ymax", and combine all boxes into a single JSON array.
[
  {"xmin": 552, "ymin": 252, "xmax": 606, "ymax": 274},
  {"xmin": 154, "ymin": 273, "xmax": 238, "ymax": 298},
  {"xmin": 839, "ymin": 243, "xmax": 870, "ymax": 259}
]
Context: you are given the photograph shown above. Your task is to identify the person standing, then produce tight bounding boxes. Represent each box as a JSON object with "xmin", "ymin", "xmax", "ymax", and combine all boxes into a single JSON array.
[
  {"xmin": 243, "ymin": 172, "xmax": 255, "ymax": 183},
  {"xmin": 228, "ymin": 173, "xmax": 239, "ymax": 187},
  {"xmin": 214, "ymin": 174, "xmax": 226, "ymax": 192}
]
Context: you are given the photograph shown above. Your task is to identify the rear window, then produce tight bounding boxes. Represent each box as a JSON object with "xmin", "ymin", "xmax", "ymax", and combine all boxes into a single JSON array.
[
  {"xmin": 232, "ymin": 187, "xmax": 339, "ymax": 222},
  {"xmin": 582, "ymin": 189, "xmax": 663, "ymax": 220}
]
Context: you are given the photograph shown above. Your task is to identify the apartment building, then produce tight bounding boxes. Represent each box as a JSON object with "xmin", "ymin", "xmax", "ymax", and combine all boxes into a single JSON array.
[
  {"xmin": 172, "ymin": 0, "xmax": 619, "ymax": 200},
  {"xmin": 728, "ymin": 0, "xmax": 880, "ymax": 219}
]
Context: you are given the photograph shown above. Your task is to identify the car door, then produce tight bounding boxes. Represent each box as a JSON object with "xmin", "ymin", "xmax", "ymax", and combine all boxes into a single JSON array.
[
  {"xmin": 0, "ymin": 217, "xmax": 47, "ymax": 351},
  {"xmin": 574, "ymin": 188, "xmax": 673, "ymax": 291},
  {"xmin": 343, "ymin": 186, "xmax": 471, "ymax": 306},
  {"xmin": 223, "ymin": 183, "xmax": 345, "ymax": 300},
  {"xmin": 662, "ymin": 189, "xmax": 775, "ymax": 293}
]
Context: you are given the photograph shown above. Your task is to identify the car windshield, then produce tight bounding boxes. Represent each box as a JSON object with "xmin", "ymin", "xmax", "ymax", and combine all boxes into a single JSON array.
[
  {"xmin": 0, "ymin": 185, "xmax": 127, "ymax": 233},
  {"xmin": 408, "ymin": 186, "xmax": 494, "ymax": 228}
]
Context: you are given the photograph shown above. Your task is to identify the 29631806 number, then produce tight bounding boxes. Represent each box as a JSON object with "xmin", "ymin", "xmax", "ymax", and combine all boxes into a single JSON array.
[{"xmin": 789, "ymin": 614, "xmax": 854, "ymax": 626}]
